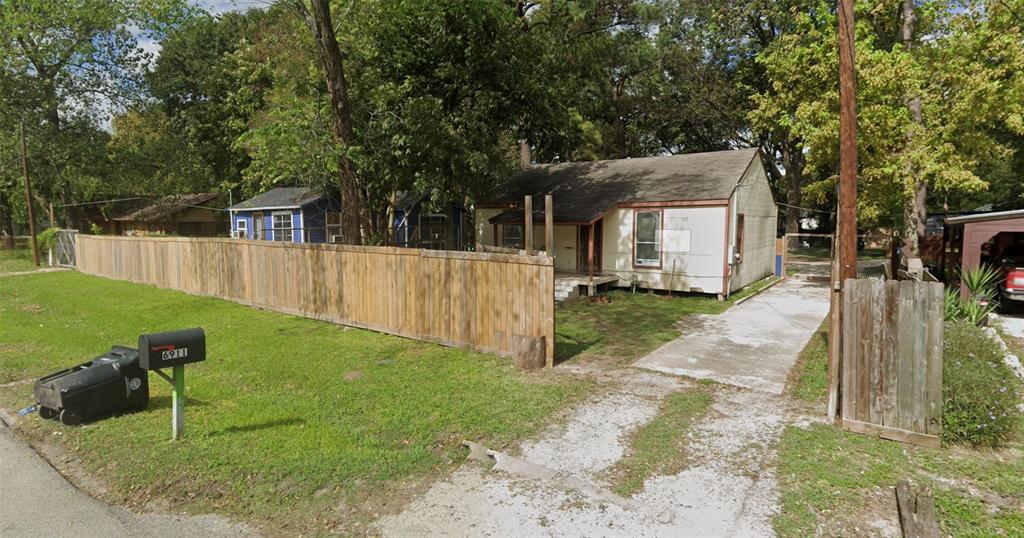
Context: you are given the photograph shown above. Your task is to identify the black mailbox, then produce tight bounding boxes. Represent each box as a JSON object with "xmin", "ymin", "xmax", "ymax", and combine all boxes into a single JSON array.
[{"xmin": 139, "ymin": 328, "xmax": 206, "ymax": 370}]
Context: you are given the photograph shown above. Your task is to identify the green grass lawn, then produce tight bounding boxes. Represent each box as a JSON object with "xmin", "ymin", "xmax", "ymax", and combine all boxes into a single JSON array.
[
  {"xmin": 0, "ymin": 248, "xmax": 39, "ymax": 273},
  {"xmin": 0, "ymin": 271, "xmax": 589, "ymax": 533},
  {"xmin": 785, "ymin": 321, "xmax": 829, "ymax": 403},
  {"xmin": 777, "ymin": 319, "xmax": 1024, "ymax": 537},
  {"xmin": 555, "ymin": 276, "xmax": 776, "ymax": 365}
]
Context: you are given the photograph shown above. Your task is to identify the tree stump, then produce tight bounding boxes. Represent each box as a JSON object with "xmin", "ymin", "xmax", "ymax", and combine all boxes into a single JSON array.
[
  {"xmin": 896, "ymin": 479, "xmax": 941, "ymax": 538},
  {"xmin": 513, "ymin": 335, "xmax": 546, "ymax": 370}
]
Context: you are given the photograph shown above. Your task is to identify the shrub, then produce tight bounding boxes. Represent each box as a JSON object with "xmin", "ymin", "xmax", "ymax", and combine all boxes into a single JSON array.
[
  {"xmin": 944, "ymin": 287, "xmax": 996, "ymax": 326},
  {"xmin": 942, "ymin": 321, "xmax": 1022, "ymax": 447},
  {"xmin": 36, "ymin": 227, "xmax": 58, "ymax": 251},
  {"xmin": 958, "ymin": 264, "xmax": 1002, "ymax": 300}
]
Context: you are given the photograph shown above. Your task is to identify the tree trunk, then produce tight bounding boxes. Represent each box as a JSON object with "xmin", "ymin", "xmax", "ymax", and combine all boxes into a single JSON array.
[
  {"xmin": 304, "ymin": 0, "xmax": 363, "ymax": 245},
  {"xmin": 518, "ymin": 139, "xmax": 531, "ymax": 168},
  {"xmin": 780, "ymin": 141, "xmax": 805, "ymax": 234},
  {"xmin": 901, "ymin": 0, "xmax": 926, "ymax": 256}
]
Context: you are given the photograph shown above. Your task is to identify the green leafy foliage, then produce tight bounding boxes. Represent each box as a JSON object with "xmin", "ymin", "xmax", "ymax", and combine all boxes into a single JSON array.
[
  {"xmin": 958, "ymin": 264, "xmax": 1003, "ymax": 300},
  {"xmin": 942, "ymin": 321, "xmax": 1022, "ymax": 447},
  {"xmin": 752, "ymin": 0, "xmax": 1024, "ymax": 229},
  {"xmin": 35, "ymin": 227, "xmax": 57, "ymax": 251},
  {"xmin": 945, "ymin": 287, "xmax": 998, "ymax": 326}
]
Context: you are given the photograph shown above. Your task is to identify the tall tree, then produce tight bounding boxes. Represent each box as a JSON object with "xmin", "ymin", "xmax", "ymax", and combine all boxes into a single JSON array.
[
  {"xmin": 0, "ymin": 0, "xmax": 190, "ymax": 224},
  {"xmin": 295, "ymin": 0, "xmax": 363, "ymax": 244},
  {"xmin": 753, "ymin": 0, "xmax": 1024, "ymax": 233},
  {"xmin": 901, "ymin": 0, "xmax": 925, "ymax": 255}
]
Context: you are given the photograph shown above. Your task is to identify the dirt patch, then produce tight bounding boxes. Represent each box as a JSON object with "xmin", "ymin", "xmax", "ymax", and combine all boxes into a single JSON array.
[{"xmin": 377, "ymin": 373, "xmax": 793, "ymax": 537}]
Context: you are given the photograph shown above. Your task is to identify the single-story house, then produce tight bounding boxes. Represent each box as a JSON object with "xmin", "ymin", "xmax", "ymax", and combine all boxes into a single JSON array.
[
  {"xmin": 114, "ymin": 193, "xmax": 225, "ymax": 237},
  {"xmin": 392, "ymin": 192, "xmax": 469, "ymax": 250},
  {"xmin": 476, "ymin": 148, "xmax": 777, "ymax": 298},
  {"xmin": 66, "ymin": 195, "xmax": 149, "ymax": 234},
  {"xmin": 229, "ymin": 187, "xmax": 341, "ymax": 243}
]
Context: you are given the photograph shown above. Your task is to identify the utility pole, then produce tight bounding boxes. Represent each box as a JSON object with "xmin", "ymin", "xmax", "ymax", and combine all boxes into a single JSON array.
[
  {"xmin": 827, "ymin": 0, "xmax": 859, "ymax": 422},
  {"xmin": 20, "ymin": 122, "xmax": 40, "ymax": 267}
]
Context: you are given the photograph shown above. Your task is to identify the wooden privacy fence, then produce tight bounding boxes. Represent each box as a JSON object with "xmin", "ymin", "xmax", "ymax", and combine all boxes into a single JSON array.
[
  {"xmin": 840, "ymin": 279, "xmax": 944, "ymax": 447},
  {"xmin": 76, "ymin": 235, "xmax": 555, "ymax": 365}
]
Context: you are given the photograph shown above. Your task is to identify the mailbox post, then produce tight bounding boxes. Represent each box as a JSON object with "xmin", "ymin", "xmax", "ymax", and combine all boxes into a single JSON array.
[{"xmin": 139, "ymin": 328, "xmax": 206, "ymax": 440}]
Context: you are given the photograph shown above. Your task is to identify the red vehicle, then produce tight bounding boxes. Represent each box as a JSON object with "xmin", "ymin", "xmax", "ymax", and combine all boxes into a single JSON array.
[{"xmin": 999, "ymin": 246, "xmax": 1024, "ymax": 304}]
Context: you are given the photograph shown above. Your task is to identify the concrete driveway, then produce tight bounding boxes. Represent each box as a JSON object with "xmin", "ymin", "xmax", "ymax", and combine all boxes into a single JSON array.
[{"xmin": 634, "ymin": 278, "xmax": 830, "ymax": 394}]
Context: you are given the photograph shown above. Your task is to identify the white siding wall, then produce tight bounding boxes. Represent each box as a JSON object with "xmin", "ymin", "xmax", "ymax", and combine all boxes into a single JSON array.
[
  {"xmin": 552, "ymin": 226, "xmax": 577, "ymax": 271},
  {"xmin": 600, "ymin": 206, "xmax": 728, "ymax": 294},
  {"xmin": 728, "ymin": 159, "xmax": 778, "ymax": 291}
]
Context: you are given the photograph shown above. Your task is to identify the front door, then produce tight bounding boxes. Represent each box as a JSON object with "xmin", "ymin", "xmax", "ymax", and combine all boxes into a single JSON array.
[
  {"xmin": 253, "ymin": 212, "xmax": 264, "ymax": 240},
  {"xmin": 577, "ymin": 220, "xmax": 603, "ymax": 274}
]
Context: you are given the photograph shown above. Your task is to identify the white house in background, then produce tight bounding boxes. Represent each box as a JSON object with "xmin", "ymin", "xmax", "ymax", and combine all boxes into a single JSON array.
[{"xmin": 476, "ymin": 148, "xmax": 777, "ymax": 299}]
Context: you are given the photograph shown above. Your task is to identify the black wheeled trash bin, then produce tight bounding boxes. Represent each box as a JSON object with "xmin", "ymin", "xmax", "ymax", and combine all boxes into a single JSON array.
[{"xmin": 34, "ymin": 346, "xmax": 150, "ymax": 426}]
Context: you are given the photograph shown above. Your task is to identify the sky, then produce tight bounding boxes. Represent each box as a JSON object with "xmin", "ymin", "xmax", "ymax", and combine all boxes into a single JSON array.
[{"xmin": 137, "ymin": 0, "xmax": 270, "ymax": 58}]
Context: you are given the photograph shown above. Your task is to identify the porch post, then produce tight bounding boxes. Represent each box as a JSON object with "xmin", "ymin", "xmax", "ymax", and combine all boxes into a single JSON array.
[
  {"xmin": 524, "ymin": 195, "xmax": 533, "ymax": 252},
  {"xmin": 545, "ymin": 195, "xmax": 553, "ymax": 256}
]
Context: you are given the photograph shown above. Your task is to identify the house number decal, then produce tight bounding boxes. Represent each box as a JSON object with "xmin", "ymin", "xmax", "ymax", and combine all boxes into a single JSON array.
[{"xmin": 152, "ymin": 345, "xmax": 189, "ymax": 361}]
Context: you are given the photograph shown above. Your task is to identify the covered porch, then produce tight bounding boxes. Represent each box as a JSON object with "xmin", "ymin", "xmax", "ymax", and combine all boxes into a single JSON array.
[
  {"xmin": 487, "ymin": 205, "xmax": 607, "ymax": 281},
  {"xmin": 554, "ymin": 272, "xmax": 619, "ymax": 301}
]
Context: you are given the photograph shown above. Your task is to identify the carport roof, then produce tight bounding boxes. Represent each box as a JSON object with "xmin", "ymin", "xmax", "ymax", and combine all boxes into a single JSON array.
[
  {"xmin": 947, "ymin": 209, "xmax": 1024, "ymax": 224},
  {"xmin": 481, "ymin": 148, "xmax": 759, "ymax": 223}
]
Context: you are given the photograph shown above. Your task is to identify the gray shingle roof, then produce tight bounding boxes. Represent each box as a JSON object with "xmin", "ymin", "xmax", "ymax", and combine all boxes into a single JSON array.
[
  {"xmin": 484, "ymin": 148, "xmax": 760, "ymax": 223},
  {"xmin": 229, "ymin": 187, "xmax": 325, "ymax": 211}
]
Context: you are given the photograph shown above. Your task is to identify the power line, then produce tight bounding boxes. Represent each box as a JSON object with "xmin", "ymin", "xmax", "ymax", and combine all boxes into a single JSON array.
[
  {"xmin": 54, "ymin": 197, "xmax": 146, "ymax": 208},
  {"xmin": 776, "ymin": 201, "xmax": 835, "ymax": 215}
]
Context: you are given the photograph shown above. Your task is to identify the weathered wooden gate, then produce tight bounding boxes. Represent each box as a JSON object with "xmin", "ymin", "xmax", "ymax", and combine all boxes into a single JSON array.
[
  {"xmin": 840, "ymin": 279, "xmax": 944, "ymax": 447},
  {"xmin": 54, "ymin": 229, "xmax": 77, "ymax": 267}
]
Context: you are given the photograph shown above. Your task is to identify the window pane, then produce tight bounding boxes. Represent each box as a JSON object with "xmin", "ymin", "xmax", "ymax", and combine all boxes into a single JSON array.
[
  {"xmin": 503, "ymin": 225, "xmax": 523, "ymax": 248},
  {"xmin": 273, "ymin": 214, "xmax": 291, "ymax": 242},
  {"xmin": 637, "ymin": 243, "xmax": 657, "ymax": 262},
  {"xmin": 637, "ymin": 212, "xmax": 658, "ymax": 242}
]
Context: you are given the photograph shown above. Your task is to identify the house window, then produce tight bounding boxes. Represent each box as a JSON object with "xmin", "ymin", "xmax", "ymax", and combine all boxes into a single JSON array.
[
  {"xmin": 502, "ymin": 224, "xmax": 524, "ymax": 249},
  {"xmin": 326, "ymin": 212, "xmax": 343, "ymax": 243},
  {"xmin": 235, "ymin": 219, "xmax": 247, "ymax": 238},
  {"xmin": 419, "ymin": 213, "xmax": 448, "ymax": 250},
  {"xmin": 634, "ymin": 210, "xmax": 662, "ymax": 268},
  {"xmin": 272, "ymin": 212, "xmax": 292, "ymax": 242}
]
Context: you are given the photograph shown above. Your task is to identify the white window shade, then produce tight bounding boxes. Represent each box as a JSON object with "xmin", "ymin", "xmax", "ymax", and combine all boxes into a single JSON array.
[{"xmin": 634, "ymin": 210, "xmax": 661, "ymax": 266}]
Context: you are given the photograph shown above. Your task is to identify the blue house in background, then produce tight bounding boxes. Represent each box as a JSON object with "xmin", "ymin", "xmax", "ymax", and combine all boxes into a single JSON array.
[
  {"xmin": 229, "ymin": 187, "xmax": 341, "ymax": 243},
  {"xmin": 392, "ymin": 192, "xmax": 468, "ymax": 250}
]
